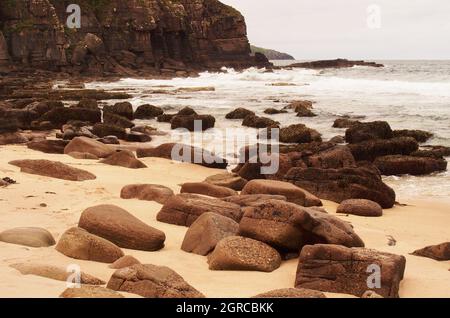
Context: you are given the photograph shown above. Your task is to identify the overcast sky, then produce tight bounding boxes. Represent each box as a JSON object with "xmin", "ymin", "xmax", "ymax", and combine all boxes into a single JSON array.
[{"xmin": 221, "ymin": 0, "xmax": 450, "ymax": 60}]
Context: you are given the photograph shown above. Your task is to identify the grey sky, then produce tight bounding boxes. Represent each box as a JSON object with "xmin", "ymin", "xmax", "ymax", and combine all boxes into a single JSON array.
[{"xmin": 221, "ymin": 0, "xmax": 450, "ymax": 60}]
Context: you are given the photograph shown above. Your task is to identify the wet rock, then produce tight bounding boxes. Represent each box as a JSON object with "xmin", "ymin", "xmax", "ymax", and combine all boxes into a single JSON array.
[
  {"xmin": 76, "ymin": 99, "xmax": 99, "ymax": 110},
  {"xmin": 241, "ymin": 179, "xmax": 322, "ymax": 207},
  {"xmin": 412, "ymin": 242, "xmax": 450, "ymax": 261},
  {"xmin": 103, "ymin": 112, "xmax": 134, "ymax": 129},
  {"xmin": 348, "ymin": 137, "xmax": 419, "ymax": 162},
  {"xmin": 225, "ymin": 107, "xmax": 255, "ymax": 119},
  {"xmin": 137, "ymin": 143, "xmax": 228, "ymax": 169},
  {"xmin": 64, "ymin": 136, "xmax": 115, "ymax": 158},
  {"xmin": 79, "ymin": 204, "xmax": 166, "ymax": 251},
  {"xmin": 92, "ymin": 123, "xmax": 126, "ymax": 139},
  {"xmin": 337, "ymin": 199, "xmax": 383, "ymax": 217},
  {"xmin": 107, "ymin": 264, "xmax": 204, "ymax": 298},
  {"xmin": 177, "ymin": 107, "xmax": 197, "ymax": 116},
  {"xmin": 9, "ymin": 159, "xmax": 96, "ymax": 181},
  {"xmin": 374, "ymin": 155, "xmax": 447, "ymax": 176},
  {"xmin": 333, "ymin": 118, "xmax": 360, "ymax": 128},
  {"xmin": 157, "ymin": 114, "xmax": 176, "ymax": 123},
  {"xmin": 239, "ymin": 200, "xmax": 364, "ymax": 252},
  {"xmin": 134, "ymin": 104, "xmax": 164, "ymax": 119},
  {"xmin": 109, "ymin": 255, "xmax": 141, "ymax": 269},
  {"xmin": 290, "ymin": 59, "xmax": 384, "ymax": 69},
  {"xmin": 208, "ymin": 236, "xmax": 282, "ymax": 272},
  {"xmin": 205, "ymin": 173, "xmax": 248, "ymax": 191},
  {"xmin": 181, "ymin": 212, "xmax": 239, "ymax": 256},
  {"xmin": 285, "ymin": 167, "xmax": 396, "ymax": 208},
  {"xmin": 264, "ymin": 108, "xmax": 287, "ymax": 115},
  {"xmin": 38, "ymin": 107, "xmax": 101, "ymax": 127},
  {"xmin": 103, "ymin": 102, "xmax": 134, "ymax": 120},
  {"xmin": 56, "ymin": 227, "xmax": 124, "ymax": 263},
  {"xmin": 181, "ymin": 182, "xmax": 238, "ymax": 198},
  {"xmin": 242, "ymin": 115, "xmax": 279, "ymax": 128},
  {"xmin": 295, "ymin": 244, "xmax": 406, "ymax": 298},
  {"xmin": 0, "ymin": 227, "xmax": 55, "ymax": 248},
  {"xmin": 120, "ymin": 184, "xmax": 174, "ymax": 204},
  {"xmin": 393, "ymin": 129, "xmax": 433, "ymax": 143},
  {"xmin": 345, "ymin": 121, "xmax": 393, "ymax": 143},
  {"xmin": 307, "ymin": 145, "xmax": 356, "ymax": 169},
  {"xmin": 27, "ymin": 139, "xmax": 68, "ymax": 154},
  {"xmin": 329, "ymin": 135, "xmax": 346, "ymax": 144},
  {"xmin": 279, "ymin": 124, "xmax": 322, "ymax": 143},
  {"xmin": 171, "ymin": 114, "xmax": 215, "ymax": 131},
  {"xmin": 100, "ymin": 150, "xmax": 147, "ymax": 169},
  {"xmin": 252, "ymin": 288, "xmax": 326, "ymax": 298},
  {"xmin": 283, "ymin": 100, "xmax": 313, "ymax": 112},
  {"xmin": 60, "ymin": 286, "xmax": 124, "ymax": 298},
  {"xmin": 10, "ymin": 263, "xmax": 105, "ymax": 285},
  {"xmin": 157, "ymin": 194, "xmax": 242, "ymax": 227}
]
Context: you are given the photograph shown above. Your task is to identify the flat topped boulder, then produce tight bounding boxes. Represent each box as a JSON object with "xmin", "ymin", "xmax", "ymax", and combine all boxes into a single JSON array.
[
  {"xmin": 56, "ymin": 227, "xmax": 124, "ymax": 263},
  {"xmin": 241, "ymin": 179, "xmax": 321, "ymax": 207},
  {"xmin": 100, "ymin": 150, "xmax": 147, "ymax": 169},
  {"xmin": 9, "ymin": 159, "xmax": 96, "ymax": 181},
  {"xmin": 120, "ymin": 184, "xmax": 174, "ymax": 204},
  {"xmin": 180, "ymin": 182, "xmax": 238, "ymax": 198},
  {"xmin": 252, "ymin": 288, "xmax": 326, "ymax": 298},
  {"xmin": 181, "ymin": 212, "xmax": 239, "ymax": 256},
  {"xmin": 10, "ymin": 263, "xmax": 105, "ymax": 285},
  {"xmin": 374, "ymin": 155, "xmax": 447, "ymax": 176},
  {"xmin": 337, "ymin": 199, "xmax": 383, "ymax": 217},
  {"xmin": 0, "ymin": 227, "xmax": 55, "ymax": 248},
  {"xmin": 107, "ymin": 264, "xmax": 205, "ymax": 298},
  {"xmin": 208, "ymin": 236, "xmax": 282, "ymax": 273},
  {"xmin": 79, "ymin": 204, "xmax": 165, "ymax": 251},
  {"xmin": 204, "ymin": 173, "xmax": 248, "ymax": 191},
  {"xmin": 239, "ymin": 199, "xmax": 364, "ymax": 252},
  {"xmin": 295, "ymin": 244, "xmax": 406, "ymax": 298},
  {"xmin": 412, "ymin": 242, "xmax": 450, "ymax": 261},
  {"xmin": 64, "ymin": 136, "xmax": 115, "ymax": 158},
  {"xmin": 60, "ymin": 286, "xmax": 125, "ymax": 298},
  {"xmin": 157, "ymin": 194, "xmax": 242, "ymax": 227}
]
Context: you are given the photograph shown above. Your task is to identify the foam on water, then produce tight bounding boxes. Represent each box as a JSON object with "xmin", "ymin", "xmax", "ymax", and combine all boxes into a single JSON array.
[{"xmin": 87, "ymin": 60, "xmax": 450, "ymax": 199}]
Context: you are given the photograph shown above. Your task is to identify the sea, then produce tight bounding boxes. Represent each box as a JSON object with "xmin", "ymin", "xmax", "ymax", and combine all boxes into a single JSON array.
[{"xmin": 86, "ymin": 60, "xmax": 450, "ymax": 200}]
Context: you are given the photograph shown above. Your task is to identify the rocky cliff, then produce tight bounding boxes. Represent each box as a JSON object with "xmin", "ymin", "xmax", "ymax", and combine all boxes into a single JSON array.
[
  {"xmin": 251, "ymin": 45, "xmax": 295, "ymax": 60},
  {"xmin": 0, "ymin": 0, "xmax": 269, "ymax": 76}
]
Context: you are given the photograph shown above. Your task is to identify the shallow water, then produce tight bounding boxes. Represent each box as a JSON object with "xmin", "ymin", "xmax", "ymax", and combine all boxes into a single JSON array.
[{"xmin": 86, "ymin": 60, "xmax": 450, "ymax": 200}]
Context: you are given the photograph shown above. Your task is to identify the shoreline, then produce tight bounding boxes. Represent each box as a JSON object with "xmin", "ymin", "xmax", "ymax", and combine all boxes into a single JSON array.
[{"xmin": 0, "ymin": 145, "xmax": 449, "ymax": 298}]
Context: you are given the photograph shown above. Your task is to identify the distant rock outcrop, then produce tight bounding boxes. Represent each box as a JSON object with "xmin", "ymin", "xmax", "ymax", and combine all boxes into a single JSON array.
[
  {"xmin": 289, "ymin": 58, "xmax": 383, "ymax": 69},
  {"xmin": 250, "ymin": 45, "xmax": 295, "ymax": 60}
]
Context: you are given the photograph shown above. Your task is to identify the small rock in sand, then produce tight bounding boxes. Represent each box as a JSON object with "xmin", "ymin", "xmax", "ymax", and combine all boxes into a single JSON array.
[
  {"xmin": 0, "ymin": 227, "xmax": 56, "ymax": 248},
  {"xmin": 100, "ymin": 150, "xmax": 147, "ymax": 169},
  {"xmin": 336, "ymin": 199, "xmax": 383, "ymax": 217},
  {"xmin": 120, "ymin": 184, "xmax": 174, "ymax": 204}
]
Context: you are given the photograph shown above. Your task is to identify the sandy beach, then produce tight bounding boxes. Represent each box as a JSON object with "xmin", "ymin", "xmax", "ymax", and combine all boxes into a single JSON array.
[{"xmin": 1, "ymin": 144, "xmax": 448, "ymax": 298}]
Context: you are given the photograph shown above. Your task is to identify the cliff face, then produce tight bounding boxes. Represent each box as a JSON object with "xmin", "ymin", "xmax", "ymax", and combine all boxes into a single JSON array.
[{"xmin": 0, "ymin": 0, "xmax": 269, "ymax": 75}]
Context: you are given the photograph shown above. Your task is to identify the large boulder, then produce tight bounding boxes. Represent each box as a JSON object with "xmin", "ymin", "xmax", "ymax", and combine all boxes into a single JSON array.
[
  {"xmin": 134, "ymin": 104, "xmax": 164, "ymax": 119},
  {"xmin": 295, "ymin": 244, "xmax": 406, "ymax": 298},
  {"xmin": 279, "ymin": 124, "xmax": 322, "ymax": 143},
  {"xmin": 221, "ymin": 194, "xmax": 287, "ymax": 207},
  {"xmin": 79, "ymin": 205, "xmax": 165, "ymax": 251},
  {"xmin": 9, "ymin": 159, "xmax": 96, "ymax": 181},
  {"xmin": 181, "ymin": 212, "xmax": 239, "ymax": 256},
  {"xmin": 252, "ymin": 288, "xmax": 326, "ymax": 298},
  {"xmin": 103, "ymin": 102, "xmax": 134, "ymax": 120},
  {"xmin": 157, "ymin": 194, "xmax": 243, "ymax": 227},
  {"xmin": 100, "ymin": 150, "xmax": 147, "ymax": 169},
  {"xmin": 103, "ymin": 112, "xmax": 134, "ymax": 129},
  {"xmin": 60, "ymin": 286, "xmax": 124, "ymax": 299},
  {"xmin": 412, "ymin": 243, "xmax": 450, "ymax": 261},
  {"xmin": 333, "ymin": 118, "xmax": 360, "ymax": 128},
  {"xmin": 242, "ymin": 115, "xmax": 279, "ymax": 128},
  {"xmin": 205, "ymin": 173, "xmax": 248, "ymax": 191},
  {"xmin": 306, "ymin": 145, "xmax": 356, "ymax": 169},
  {"xmin": 208, "ymin": 236, "xmax": 282, "ymax": 272},
  {"xmin": 120, "ymin": 184, "xmax": 174, "ymax": 204},
  {"xmin": 92, "ymin": 123, "xmax": 126, "ymax": 139},
  {"xmin": 27, "ymin": 139, "xmax": 68, "ymax": 154},
  {"xmin": 180, "ymin": 182, "xmax": 238, "ymax": 198},
  {"xmin": 337, "ymin": 199, "xmax": 383, "ymax": 217},
  {"xmin": 10, "ymin": 263, "xmax": 105, "ymax": 285},
  {"xmin": 64, "ymin": 137, "xmax": 115, "ymax": 158},
  {"xmin": 239, "ymin": 200, "xmax": 364, "ymax": 252},
  {"xmin": 374, "ymin": 155, "xmax": 447, "ymax": 176},
  {"xmin": 56, "ymin": 227, "xmax": 124, "ymax": 263},
  {"xmin": 393, "ymin": 129, "xmax": 433, "ymax": 143},
  {"xmin": 285, "ymin": 167, "xmax": 396, "ymax": 208},
  {"xmin": 345, "ymin": 121, "xmax": 393, "ymax": 143},
  {"xmin": 348, "ymin": 137, "xmax": 419, "ymax": 161},
  {"xmin": 0, "ymin": 227, "xmax": 55, "ymax": 248},
  {"xmin": 241, "ymin": 179, "xmax": 321, "ymax": 207},
  {"xmin": 171, "ymin": 114, "xmax": 215, "ymax": 131},
  {"xmin": 225, "ymin": 107, "xmax": 255, "ymax": 119},
  {"xmin": 107, "ymin": 264, "xmax": 205, "ymax": 298},
  {"xmin": 38, "ymin": 107, "xmax": 101, "ymax": 127},
  {"xmin": 137, "ymin": 143, "xmax": 228, "ymax": 169}
]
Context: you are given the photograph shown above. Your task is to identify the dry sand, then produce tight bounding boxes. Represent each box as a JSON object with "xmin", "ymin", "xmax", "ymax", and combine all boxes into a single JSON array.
[{"xmin": 0, "ymin": 144, "xmax": 449, "ymax": 298}]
